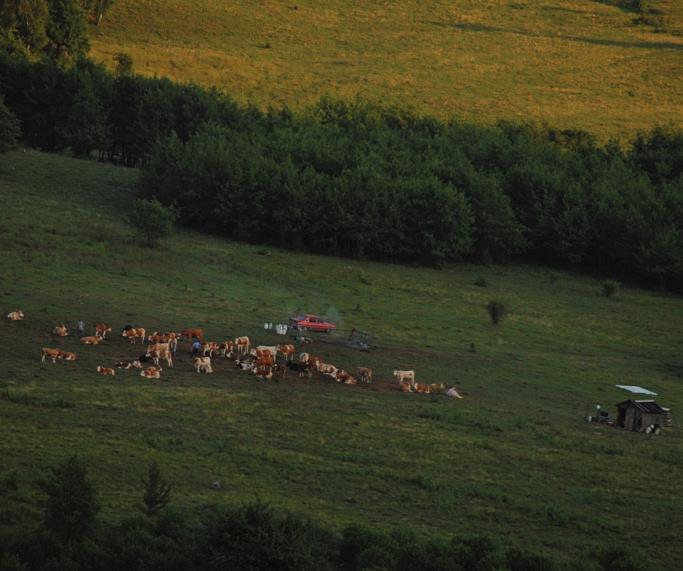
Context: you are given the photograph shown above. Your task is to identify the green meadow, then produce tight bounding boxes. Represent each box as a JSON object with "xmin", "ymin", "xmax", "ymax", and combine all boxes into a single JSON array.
[
  {"xmin": 89, "ymin": 0, "xmax": 683, "ymax": 141},
  {"xmin": 0, "ymin": 150, "xmax": 681, "ymax": 567}
]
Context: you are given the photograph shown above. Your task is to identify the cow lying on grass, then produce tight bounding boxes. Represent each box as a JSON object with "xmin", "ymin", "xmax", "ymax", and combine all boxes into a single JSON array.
[
  {"xmin": 115, "ymin": 360, "xmax": 142, "ymax": 370},
  {"xmin": 140, "ymin": 366, "xmax": 162, "ymax": 379},
  {"xmin": 81, "ymin": 335, "xmax": 103, "ymax": 345},
  {"xmin": 95, "ymin": 323, "xmax": 112, "ymax": 338},
  {"xmin": 96, "ymin": 366, "xmax": 115, "ymax": 376},
  {"xmin": 52, "ymin": 324, "xmax": 68, "ymax": 337},
  {"xmin": 6, "ymin": 310, "xmax": 24, "ymax": 321}
]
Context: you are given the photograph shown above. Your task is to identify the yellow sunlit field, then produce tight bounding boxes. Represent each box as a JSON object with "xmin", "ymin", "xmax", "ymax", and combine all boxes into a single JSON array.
[{"xmin": 90, "ymin": 0, "xmax": 683, "ymax": 141}]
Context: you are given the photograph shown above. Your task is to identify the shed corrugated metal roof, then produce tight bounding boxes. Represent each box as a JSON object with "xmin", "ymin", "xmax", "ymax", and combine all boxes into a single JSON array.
[{"xmin": 616, "ymin": 400, "xmax": 665, "ymax": 414}]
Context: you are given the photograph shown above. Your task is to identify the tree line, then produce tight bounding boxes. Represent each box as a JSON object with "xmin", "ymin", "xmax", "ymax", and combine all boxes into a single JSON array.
[
  {"xmin": 0, "ymin": 455, "xmax": 642, "ymax": 570},
  {"xmin": 0, "ymin": 51, "xmax": 681, "ymax": 289}
]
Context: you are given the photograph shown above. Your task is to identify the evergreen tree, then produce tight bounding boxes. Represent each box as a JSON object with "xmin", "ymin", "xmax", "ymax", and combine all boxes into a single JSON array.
[
  {"xmin": 141, "ymin": 461, "xmax": 172, "ymax": 517},
  {"xmin": 39, "ymin": 455, "xmax": 99, "ymax": 543}
]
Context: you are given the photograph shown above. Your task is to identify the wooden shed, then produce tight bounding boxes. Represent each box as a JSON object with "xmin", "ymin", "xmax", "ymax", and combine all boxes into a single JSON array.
[{"xmin": 615, "ymin": 400, "xmax": 668, "ymax": 432}]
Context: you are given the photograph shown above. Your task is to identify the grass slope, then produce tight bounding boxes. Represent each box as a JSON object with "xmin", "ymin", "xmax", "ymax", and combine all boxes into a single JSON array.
[
  {"xmin": 1, "ymin": 150, "xmax": 682, "ymax": 567},
  {"xmin": 89, "ymin": 0, "xmax": 683, "ymax": 141}
]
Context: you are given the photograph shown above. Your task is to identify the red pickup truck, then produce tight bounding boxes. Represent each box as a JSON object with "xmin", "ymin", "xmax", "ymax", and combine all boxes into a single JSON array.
[{"xmin": 289, "ymin": 314, "xmax": 337, "ymax": 333}]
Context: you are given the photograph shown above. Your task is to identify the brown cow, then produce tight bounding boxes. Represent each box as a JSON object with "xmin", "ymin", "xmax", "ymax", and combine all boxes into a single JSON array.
[
  {"xmin": 414, "ymin": 383, "xmax": 432, "ymax": 394},
  {"xmin": 6, "ymin": 310, "xmax": 24, "ymax": 321},
  {"xmin": 253, "ymin": 366, "xmax": 273, "ymax": 381},
  {"xmin": 61, "ymin": 351, "xmax": 77, "ymax": 361},
  {"xmin": 122, "ymin": 327, "xmax": 146, "ymax": 344},
  {"xmin": 357, "ymin": 367, "xmax": 373, "ymax": 383},
  {"xmin": 81, "ymin": 335, "xmax": 103, "ymax": 345},
  {"xmin": 147, "ymin": 343, "xmax": 173, "ymax": 367},
  {"xmin": 96, "ymin": 366, "xmax": 115, "ymax": 376},
  {"xmin": 234, "ymin": 336, "xmax": 251, "ymax": 355},
  {"xmin": 399, "ymin": 382, "xmax": 413, "ymax": 393},
  {"xmin": 140, "ymin": 366, "xmax": 162, "ymax": 379},
  {"xmin": 95, "ymin": 323, "xmax": 112, "ymax": 338},
  {"xmin": 277, "ymin": 344, "xmax": 296, "ymax": 361},
  {"xmin": 52, "ymin": 324, "xmax": 68, "ymax": 337},
  {"xmin": 41, "ymin": 348, "xmax": 63, "ymax": 363},
  {"xmin": 220, "ymin": 340, "xmax": 235, "ymax": 357},
  {"xmin": 202, "ymin": 342, "xmax": 220, "ymax": 357},
  {"xmin": 181, "ymin": 328, "xmax": 205, "ymax": 341}
]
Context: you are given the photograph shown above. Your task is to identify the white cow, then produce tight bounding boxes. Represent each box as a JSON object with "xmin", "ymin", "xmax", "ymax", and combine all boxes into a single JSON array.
[
  {"xmin": 193, "ymin": 356, "xmax": 213, "ymax": 374},
  {"xmin": 393, "ymin": 370, "xmax": 416, "ymax": 388}
]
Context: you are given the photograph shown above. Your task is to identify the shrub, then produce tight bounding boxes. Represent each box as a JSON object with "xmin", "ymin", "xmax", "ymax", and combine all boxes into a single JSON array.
[
  {"xmin": 127, "ymin": 198, "xmax": 178, "ymax": 247},
  {"xmin": 601, "ymin": 279, "xmax": 620, "ymax": 298},
  {"xmin": 486, "ymin": 300, "xmax": 506, "ymax": 325}
]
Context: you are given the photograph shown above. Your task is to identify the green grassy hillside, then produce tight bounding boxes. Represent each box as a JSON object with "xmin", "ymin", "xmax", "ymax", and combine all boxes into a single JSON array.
[
  {"xmin": 1, "ymin": 151, "xmax": 682, "ymax": 566},
  {"xmin": 89, "ymin": 0, "xmax": 683, "ymax": 141}
]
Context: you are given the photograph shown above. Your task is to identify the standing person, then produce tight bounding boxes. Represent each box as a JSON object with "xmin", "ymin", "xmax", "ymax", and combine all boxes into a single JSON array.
[
  {"xmin": 191, "ymin": 339, "xmax": 202, "ymax": 358},
  {"xmin": 77, "ymin": 319, "xmax": 85, "ymax": 338}
]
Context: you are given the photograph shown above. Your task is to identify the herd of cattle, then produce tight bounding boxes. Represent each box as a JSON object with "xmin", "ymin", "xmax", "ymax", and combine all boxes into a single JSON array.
[{"xmin": 7, "ymin": 310, "xmax": 463, "ymax": 398}]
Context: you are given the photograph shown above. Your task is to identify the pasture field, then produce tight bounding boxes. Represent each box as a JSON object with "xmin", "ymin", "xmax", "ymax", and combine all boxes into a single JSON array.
[
  {"xmin": 88, "ymin": 0, "xmax": 683, "ymax": 141},
  {"xmin": 0, "ymin": 150, "xmax": 682, "ymax": 567}
]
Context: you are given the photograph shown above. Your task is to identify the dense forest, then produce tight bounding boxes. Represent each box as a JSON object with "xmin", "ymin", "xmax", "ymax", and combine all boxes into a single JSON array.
[{"xmin": 1, "ymin": 53, "xmax": 680, "ymax": 289}]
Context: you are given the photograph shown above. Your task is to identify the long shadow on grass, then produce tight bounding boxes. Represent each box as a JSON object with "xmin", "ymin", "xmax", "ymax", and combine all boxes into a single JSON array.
[{"xmin": 425, "ymin": 20, "xmax": 683, "ymax": 50}]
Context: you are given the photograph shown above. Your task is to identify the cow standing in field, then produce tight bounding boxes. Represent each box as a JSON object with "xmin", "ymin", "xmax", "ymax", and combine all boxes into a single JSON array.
[
  {"xmin": 122, "ymin": 327, "xmax": 146, "ymax": 344},
  {"xmin": 202, "ymin": 342, "xmax": 220, "ymax": 357},
  {"xmin": 357, "ymin": 367, "xmax": 373, "ymax": 383},
  {"xmin": 95, "ymin": 323, "xmax": 112, "ymax": 338},
  {"xmin": 193, "ymin": 356, "xmax": 213, "ymax": 374},
  {"xmin": 393, "ymin": 370, "xmax": 415, "ymax": 388},
  {"xmin": 220, "ymin": 340, "xmax": 235, "ymax": 358},
  {"xmin": 253, "ymin": 366, "xmax": 273, "ymax": 381},
  {"xmin": 277, "ymin": 344, "xmax": 296, "ymax": 361},
  {"xmin": 181, "ymin": 328, "xmax": 205, "ymax": 342},
  {"xmin": 146, "ymin": 342, "xmax": 173, "ymax": 367},
  {"xmin": 41, "ymin": 348, "xmax": 63, "ymax": 364},
  {"xmin": 235, "ymin": 336, "xmax": 250, "ymax": 355}
]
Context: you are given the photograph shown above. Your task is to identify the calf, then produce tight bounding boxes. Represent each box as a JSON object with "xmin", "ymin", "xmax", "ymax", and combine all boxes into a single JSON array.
[
  {"xmin": 96, "ymin": 366, "xmax": 116, "ymax": 376},
  {"xmin": 81, "ymin": 335, "xmax": 103, "ymax": 345},
  {"xmin": 61, "ymin": 351, "xmax": 77, "ymax": 362},
  {"xmin": 52, "ymin": 324, "xmax": 68, "ymax": 337},
  {"xmin": 6, "ymin": 310, "xmax": 24, "ymax": 321},
  {"xmin": 193, "ymin": 356, "xmax": 213, "ymax": 374},
  {"xmin": 357, "ymin": 367, "xmax": 373, "ymax": 383},
  {"xmin": 95, "ymin": 323, "xmax": 112, "ymax": 338}
]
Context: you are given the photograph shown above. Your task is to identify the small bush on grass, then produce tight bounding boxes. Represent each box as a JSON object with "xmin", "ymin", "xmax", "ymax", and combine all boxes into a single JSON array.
[
  {"xmin": 486, "ymin": 300, "xmax": 506, "ymax": 325},
  {"xmin": 601, "ymin": 279, "xmax": 620, "ymax": 298},
  {"xmin": 127, "ymin": 198, "xmax": 178, "ymax": 248}
]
